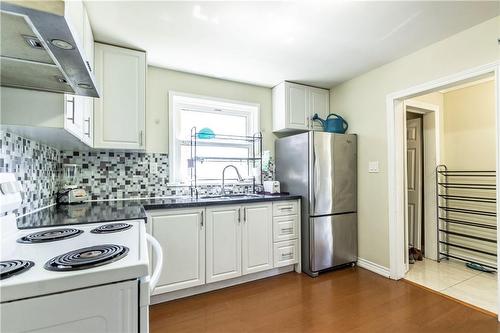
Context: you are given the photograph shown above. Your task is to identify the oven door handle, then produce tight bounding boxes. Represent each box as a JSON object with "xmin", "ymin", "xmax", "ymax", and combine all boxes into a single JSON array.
[{"xmin": 146, "ymin": 233, "xmax": 163, "ymax": 294}]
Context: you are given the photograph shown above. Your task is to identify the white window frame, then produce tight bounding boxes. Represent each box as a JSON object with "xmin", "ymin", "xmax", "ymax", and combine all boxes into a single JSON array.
[{"xmin": 168, "ymin": 91, "xmax": 260, "ymax": 185}]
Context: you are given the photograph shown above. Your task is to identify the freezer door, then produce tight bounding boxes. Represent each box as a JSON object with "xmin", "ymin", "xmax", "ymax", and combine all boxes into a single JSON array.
[
  {"xmin": 310, "ymin": 132, "xmax": 357, "ymax": 216},
  {"xmin": 310, "ymin": 213, "xmax": 357, "ymax": 272}
]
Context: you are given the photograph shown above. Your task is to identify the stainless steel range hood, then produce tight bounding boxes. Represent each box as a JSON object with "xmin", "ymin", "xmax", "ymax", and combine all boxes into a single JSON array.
[{"xmin": 0, "ymin": 1, "xmax": 99, "ymax": 97}]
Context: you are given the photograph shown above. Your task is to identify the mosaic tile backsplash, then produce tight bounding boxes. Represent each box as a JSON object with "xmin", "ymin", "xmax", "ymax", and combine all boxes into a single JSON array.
[
  {"xmin": 61, "ymin": 150, "xmax": 260, "ymax": 200},
  {"xmin": 1, "ymin": 131, "xmax": 272, "ymax": 216},
  {"xmin": 1, "ymin": 131, "xmax": 60, "ymax": 215}
]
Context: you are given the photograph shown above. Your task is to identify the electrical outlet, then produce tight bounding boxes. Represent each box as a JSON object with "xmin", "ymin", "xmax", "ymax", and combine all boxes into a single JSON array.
[
  {"xmin": 150, "ymin": 162, "xmax": 158, "ymax": 174},
  {"xmin": 368, "ymin": 161, "xmax": 379, "ymax": 173}
]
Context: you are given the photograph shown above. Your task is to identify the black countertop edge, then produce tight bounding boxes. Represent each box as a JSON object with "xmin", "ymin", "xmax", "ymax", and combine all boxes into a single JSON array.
[
  {"xmin": 16, "ymin": 195, "xmax": 301, "ymax": 230},
  {"xmin": 17, "ymin": 201, "xmax": 147, "ymax": 230},
  {"xmin": 140, "ymin": 194, "xmax": 302, "ymax": 210}
]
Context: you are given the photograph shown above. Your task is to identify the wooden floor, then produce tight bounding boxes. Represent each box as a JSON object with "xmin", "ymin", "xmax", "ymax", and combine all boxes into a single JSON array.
[{"xmin": 150, "ymin": 267, "xmax": 499, "ymax": 333}]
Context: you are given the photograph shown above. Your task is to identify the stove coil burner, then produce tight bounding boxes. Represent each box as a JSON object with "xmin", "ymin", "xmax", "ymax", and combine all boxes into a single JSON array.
[
  {"xmin": 90, "ymin": 223, "xmax": 132, "ymax": 234},
  {"xmin": 0, "ymin": 260, "xmax": 34, "ymax": 280},
  {"xmin": 44, "ymin": 244, "xmax": 129, "ymax": 271},
  {"xmin": 17, "ymin": 228, "xmax": 83, "ymax": 244}
]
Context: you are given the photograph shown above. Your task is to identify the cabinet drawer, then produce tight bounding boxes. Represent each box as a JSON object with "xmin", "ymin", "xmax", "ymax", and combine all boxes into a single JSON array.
[
  {"xmin": 273, "ymin": 215, "xmax": 298, "ymax": 242},
  {"xmin": 273, "ymin": 201, "xmax": 298, "ymax": 217},
  {"xmin": 273, "ymin": 240, "xmax": 299, "ymax": 267}
]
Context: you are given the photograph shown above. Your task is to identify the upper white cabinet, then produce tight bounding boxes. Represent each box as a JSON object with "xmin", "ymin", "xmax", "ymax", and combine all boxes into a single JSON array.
[
  {"xmin": 272, "ymin": 82, "xmax": 329, "ymax": 132},
  {"xmin": 64, "ymin": 0, "xmax": 85, "ymax": 48},
  {"xmin": 63, "ymin": 1, "xmax": 94, "ymax": 147},
  {"xmin": 64, "ymin": 94, "xmax": 84, "ymax": 139},
  {"xmin": 93, "ymin": 43, "xmax": 146, "ymax": 150},
  {"xmin": 150, "ymin": 208, "xmax": 205, "ymax": 294}
]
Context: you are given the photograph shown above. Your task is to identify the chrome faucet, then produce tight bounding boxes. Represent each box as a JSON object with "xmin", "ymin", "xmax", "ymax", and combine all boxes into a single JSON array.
[{"xmin": 221, "ymin": 165, "xmax": 243, "ymax": 196}]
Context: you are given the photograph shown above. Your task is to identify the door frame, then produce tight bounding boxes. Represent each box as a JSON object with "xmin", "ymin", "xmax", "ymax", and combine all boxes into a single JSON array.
[
  {"xmin": 386, "ymin": 62, "xmax": 500, "ymax": 308},
  {"xmin": 403, "ymin": 101, "xmax": 441, "ymax": 272}
]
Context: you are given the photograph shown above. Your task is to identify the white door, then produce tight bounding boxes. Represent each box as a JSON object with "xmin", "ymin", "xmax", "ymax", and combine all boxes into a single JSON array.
[
  {"xmin": 151, "ymin": 209, "xmax": 205, "ymax": 294},
  {"xmin": 242, "ymin": 203, "xmax": 273, "ymax": 275},
  {"xmin": 309, "ymin": 87, "xmax": 330, "ymax": 131},
  {"xmin": 93, "ymin": 43, "xmax": 146, "ymax": 149},
  {"xmin": 206, "ymin": 205, "xmax": 241, "ymax": 283},
  {"xmin": 286, "ymin": 82, "xmax": 309, "ymax": 130},
  {"xmin": 407, "ymin": 117, "xmax": 423, "ymax": 251}
]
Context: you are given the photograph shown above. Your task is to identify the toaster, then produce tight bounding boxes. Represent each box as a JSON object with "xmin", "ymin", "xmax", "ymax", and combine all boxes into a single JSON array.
[{"xmin": 263, "ymin": 181, "xmax": 280, "ymax": 194}]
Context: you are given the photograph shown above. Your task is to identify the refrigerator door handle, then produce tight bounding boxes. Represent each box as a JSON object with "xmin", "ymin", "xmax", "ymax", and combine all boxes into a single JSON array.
[{"xmin": 308, "ymin": 132, "xmax": 315, "ymax": 215}]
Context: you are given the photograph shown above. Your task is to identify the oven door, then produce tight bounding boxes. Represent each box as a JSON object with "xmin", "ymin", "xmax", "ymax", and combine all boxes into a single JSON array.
[{"xmin": 1, "ymin": 280, "xmax": 139, "ymax": 333}]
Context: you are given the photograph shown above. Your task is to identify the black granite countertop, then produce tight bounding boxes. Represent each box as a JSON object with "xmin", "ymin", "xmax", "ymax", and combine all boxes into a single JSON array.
[
  {"xmin": 17, "ymin": 194, "xmax": 301, "ymax": 229},
  {"xmin": 17, "ymin": 201, "xmax": 147, "ymax": 230},
  {"xmin": 140, "ymin": 193, "xmax": 301, "ymax": 210}
]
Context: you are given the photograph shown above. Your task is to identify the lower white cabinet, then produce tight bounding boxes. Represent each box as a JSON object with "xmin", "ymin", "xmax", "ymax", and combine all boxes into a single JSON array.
[
  {"xmin": 205, "ymin": 203, "xmax": 274, "ymax": 283},
  {"xmin": 206, "ymin": 205, "xmax": 242, "ymax": 283},
  {"xmin": 274, "ymin": 239, "xmax": 299, "ymax": 268},
  {"xmin": 148, "ymin": 200, "xmax": 299, "ymax": 296},
  {"xmin": 150, "ymin": 208, "xmax": 205, "ymax": 294},
  {"xmin": 242, "ymin": 203, "xmax": 273, "ymax": 275},
  {"xmin": 272, "ymin": 201, "xmax": 300, "ymax": 267}
]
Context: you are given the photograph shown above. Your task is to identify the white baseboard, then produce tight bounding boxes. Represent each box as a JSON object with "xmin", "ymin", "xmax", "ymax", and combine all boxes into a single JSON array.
[
  {"xmin": 357, "ymin": 257, "xmax": 390, "ymax": 278},
  {"xmin": 151, "ymin": 265, "xmax": 295, "ymax": 305}
]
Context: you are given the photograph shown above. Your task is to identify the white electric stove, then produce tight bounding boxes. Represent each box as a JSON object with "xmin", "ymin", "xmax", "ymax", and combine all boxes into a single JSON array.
[{"xmin": 0, "ymin": 173, "xmax": 163, "ymax": 333}]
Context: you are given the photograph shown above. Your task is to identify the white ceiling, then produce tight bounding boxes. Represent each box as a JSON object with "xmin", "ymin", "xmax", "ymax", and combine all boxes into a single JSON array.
[{"xmin": 85, "ymin": 1, "xmax": 499, "ymax": 89}]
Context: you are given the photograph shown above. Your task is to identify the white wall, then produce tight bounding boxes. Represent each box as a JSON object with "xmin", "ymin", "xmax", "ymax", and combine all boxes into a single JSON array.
[
  {"xmin": 0, "ymin": 87, "xmax": 64, "ymax": 127},
  {"xmin": 442, "ymin": 80, "xmax": 496, "ymax": 170},
  {"xmin": 330, "ymin": 16, "xmax": 499, "ymax": 268},
  {"xmin": 146, "ymin": 66, "xmax": 274, "ymax": 154}
]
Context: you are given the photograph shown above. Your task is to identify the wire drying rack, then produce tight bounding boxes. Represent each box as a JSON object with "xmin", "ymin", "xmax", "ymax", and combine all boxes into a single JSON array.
[
  {"xmin": 436, "ymin": 165, "xmax": 497, "ymax": 270},
  {"xmin": 189, "ymin": 126, "xmax": 263, "ymax": 198}
]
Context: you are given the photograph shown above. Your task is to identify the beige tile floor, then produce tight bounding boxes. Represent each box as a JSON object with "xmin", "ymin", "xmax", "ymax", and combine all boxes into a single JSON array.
[{"xmin": 405, "ymin": 258, "xmax": 498, "ymax": 313}]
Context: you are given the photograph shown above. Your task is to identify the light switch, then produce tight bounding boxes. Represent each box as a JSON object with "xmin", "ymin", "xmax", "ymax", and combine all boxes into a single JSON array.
[{"xmin": 368, "ymin": 161, "xmax": 379, "ymax": 173}]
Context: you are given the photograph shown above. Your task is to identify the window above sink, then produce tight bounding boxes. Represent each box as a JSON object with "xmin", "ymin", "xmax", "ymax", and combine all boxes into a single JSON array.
[{"xmin": 169, "ymin": 92, "xmax": 260, "ymax": 185}]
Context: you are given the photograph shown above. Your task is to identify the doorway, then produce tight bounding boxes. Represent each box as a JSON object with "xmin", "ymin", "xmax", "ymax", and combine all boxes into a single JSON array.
[
  {"xmin": 386, "ymin": 62, "xmax": 500, "ymax": 320},
  {"xmin": 404, "ymin": 77, "xmax": 497, "ymax": 314}
]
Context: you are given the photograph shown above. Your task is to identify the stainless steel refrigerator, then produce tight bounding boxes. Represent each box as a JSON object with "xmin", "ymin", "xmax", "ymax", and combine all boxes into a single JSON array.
[{"xmin": 275, "ymin": 132, "xmax": 357, "ymax": 277}]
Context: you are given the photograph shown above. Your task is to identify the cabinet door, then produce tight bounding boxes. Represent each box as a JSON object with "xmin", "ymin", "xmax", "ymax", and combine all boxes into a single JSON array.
[
  {"xmin": 94, "ymin": 43, "xmax": 146, "ymax": 149},
  {"xmin": 206, "ymin": 205, "xmax": 241, "ymax": 283},
  {"xmin": 80, "ymin": 97, "xmax": 93, "ymax": 147},
  {"xmin": 64, "ymin": 94, "xmax": 84, "ymax": 139},
  {"xmin": 285, "ymin": 82, "xmax": 309, "ymax": 130},
  {"xmin": 64, "ymin": 0, "xmax": 84, "ymax": 48},
  {"xmin": 82, "ymin": 7, "xmax": 94, "ymax": 73},
  {"xmin": 309, "ymin": 87, "xmax": 330, "ymax": 131},
  {"xmin": 151, "ymin": 209, "xmax": 205, "ymax": 294},
  {"xmin": 242, "ymin": 203, "xmax": 273, "ymax": 275}
]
